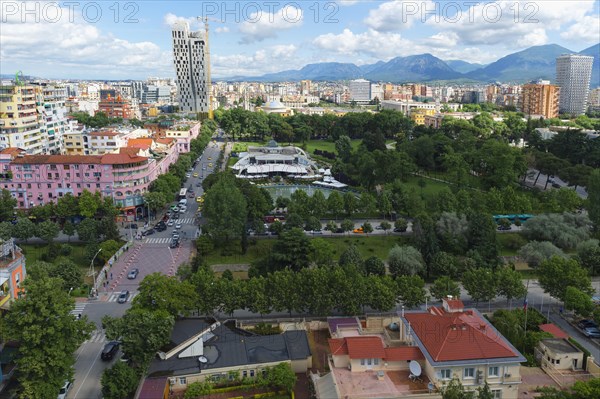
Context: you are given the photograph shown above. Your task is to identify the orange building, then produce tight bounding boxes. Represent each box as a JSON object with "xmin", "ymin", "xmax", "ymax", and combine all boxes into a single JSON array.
[
  {"xmin": 0, "ymin": 239, "xmax": 26, "ymax": 309},
  {"xmin": 520, "ymin": 83, "xmax": 560, "ymax": 119},
  {"xmin": 98, "ymin": 89, "xmax": 133, "ymax": 119}
]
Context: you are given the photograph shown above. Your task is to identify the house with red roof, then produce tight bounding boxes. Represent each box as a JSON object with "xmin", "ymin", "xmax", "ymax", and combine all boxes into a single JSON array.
[{"xmin": 400, "ymin": 297, "xmax": 526, "ymax": 399}]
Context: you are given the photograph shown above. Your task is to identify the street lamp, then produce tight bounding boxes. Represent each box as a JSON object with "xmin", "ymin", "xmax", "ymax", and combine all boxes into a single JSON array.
[{"xmin": 89, "ymin": 248, "xmax": 102, "ymax": 299}]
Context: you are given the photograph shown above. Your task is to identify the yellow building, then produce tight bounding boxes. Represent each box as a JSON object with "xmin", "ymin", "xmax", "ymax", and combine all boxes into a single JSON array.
[
  {"xmin": 410, "ymin": 108, "xmax": 436, "ymax": 125},
  {"xmin": 148, "ymin": 107, "xmax": 159, "ymax": 117},
  {"xmin": 63, "ymin": 131, "xmax": 86, "ymax": 155},
  {"xmin": 0, "ymin": 85, "xmax": 45, "ymax": 154},
  {"xmin": 520, "ymin": 83, "xmax": 560, "ymax": 119}
]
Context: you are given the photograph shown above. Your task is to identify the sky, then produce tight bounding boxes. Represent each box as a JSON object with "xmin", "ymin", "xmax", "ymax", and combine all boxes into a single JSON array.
[{"xmin": 0, "ymin": 0, "xmax": 599, "ymax": 80}]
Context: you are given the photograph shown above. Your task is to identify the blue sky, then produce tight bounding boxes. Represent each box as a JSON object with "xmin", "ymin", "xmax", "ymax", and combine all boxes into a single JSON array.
[{"xmin": 1, "ymin": 0, "xmax": 598, "ymax": 79}]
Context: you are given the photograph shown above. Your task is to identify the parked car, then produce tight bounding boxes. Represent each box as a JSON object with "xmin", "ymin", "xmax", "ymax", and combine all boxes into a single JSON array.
[
  {"xmin": 185, "ymin": 173, "xmax": 191, "ymax": 178},
  {"xmin": 353, "ymin": 227, "xmax": 364, "ymax": 234},
  {"xmin": 142, "ymin": 229, "xmax": 155, "ymax": 236},
  {"xmin": 167, "ymin": 220, "xmax": 174, "ymax": 227},
  {"xmin": 335, "ymin": 228, "xmax": 344, "ymax": 234},
  {"xmin": 172, "ymin": 233, "xmax": 180, "ymax": 240},
  {"xmin": 127, "ymin": 269, "xmax": 139, "ymax": 279},
  {"xmin": 101, "ymin": 341, "xmax": 120, "ymax": 360},
  {"xmin": 117, "ymin": 290, "xmax": 130, "ymax": 304},
  {"xmin": 128, "ymin": 223, "xmax": 138, "ymax": 229},
  {"xmin": 578, "ymin": 320, "xmax": 598, "ymax": 329},
  {"xmin": 497, "ymin": 225, "xmax": 512, "ymax": 231},
  {"xmin": 175, "ymin": 223, "xmax": 182, "ymax": 230},
  {"xmin": 57, "ymin": 380, "xmax": 72, "ymax": 399},
  {"xmin": 172, "ymin": 213, "xmax": 180, "ymax": 220},
  {"xmin": 193, "ymin": 172, "xmax": 199, "ymax": 177},
  {"xmin": 170, "ymin": 239, "xmax": 179, "ymax": 248},
  {"xmin": 173, "ymin": 206, "xmax": 180, "ymax": 213},
  {"xmin": 583, "ymin": 327, "xmax": 600, "ymax": 338}
]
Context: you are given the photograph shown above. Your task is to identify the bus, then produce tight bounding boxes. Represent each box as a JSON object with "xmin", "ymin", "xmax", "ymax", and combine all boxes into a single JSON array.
[{"xmin": 179, "ymin": 188, "xmax": 187, "ymax": 200}]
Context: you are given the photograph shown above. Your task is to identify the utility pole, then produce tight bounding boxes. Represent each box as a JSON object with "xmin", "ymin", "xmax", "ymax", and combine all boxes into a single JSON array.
[{"xmin": 88, "ymin": 248, "xmax": 102, "ymax": 299}]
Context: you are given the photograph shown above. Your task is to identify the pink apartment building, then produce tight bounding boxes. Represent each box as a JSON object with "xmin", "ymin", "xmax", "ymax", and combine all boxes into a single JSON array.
[{"xmin": 1, "ymin": 137, "xmax": 179, "ymax": 220}]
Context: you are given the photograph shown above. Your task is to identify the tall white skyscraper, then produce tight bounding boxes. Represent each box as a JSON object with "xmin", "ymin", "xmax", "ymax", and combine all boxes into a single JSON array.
[
  {"xmin": 172, "ymin": 22, "xmax": 210, "ymax": 114},
  {"xmin": 556, "ymin": 54, "xmax": 594, "ymax": 115},
  {"xmin": 348, "ymin": 79, "xmax": 371, "ymax": 103}
]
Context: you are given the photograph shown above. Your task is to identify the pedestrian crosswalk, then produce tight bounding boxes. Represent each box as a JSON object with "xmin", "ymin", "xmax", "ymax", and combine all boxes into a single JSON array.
[
  {"xmin": 106, "ymin": 291, "xmax": 138, "ymax": 303},
  {"xmin": 144, "ymin": 237, "xmax": 180, "ymax": 244},
  {"xmin": 86, "ymin": 329, "xmax": 106, "ymax": 344},
  {"xmin": 70, "ymin": 302, "xmax": 86, "ymax": 318},
  {"xmin": 169, "ymin": 218, "xmax": 195, "ymax": 224}
]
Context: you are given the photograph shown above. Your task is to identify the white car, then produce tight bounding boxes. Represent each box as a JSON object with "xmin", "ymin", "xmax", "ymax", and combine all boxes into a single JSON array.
[
  {"xmin": 175, "ymin": 223, "xmax": 182, "ymax": 230},
  {"xmin": 57, "ymin": 380, "xmax": 72, "ymax": 399},
  {"xmin": 179, "ymin": 206, "xmax": 187, "ymax": 213},
  {"xmin": 185, "ymin": 173, "xmax": 191, "ymax": 178},
  {"xmin": 167, "ymin": 220, "xmax": 174, "ymax": 227}
]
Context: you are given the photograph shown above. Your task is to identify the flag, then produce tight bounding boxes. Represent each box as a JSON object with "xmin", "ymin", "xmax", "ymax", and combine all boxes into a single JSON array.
[{"xmin": 523, "ymin": 297, "xmax": 528, "ymax": 311}]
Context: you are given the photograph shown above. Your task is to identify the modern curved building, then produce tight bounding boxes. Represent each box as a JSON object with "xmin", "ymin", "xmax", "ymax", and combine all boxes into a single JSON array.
[{"xmin": 231, "ymin": 140, "xmax": 318, "ymax": 179}]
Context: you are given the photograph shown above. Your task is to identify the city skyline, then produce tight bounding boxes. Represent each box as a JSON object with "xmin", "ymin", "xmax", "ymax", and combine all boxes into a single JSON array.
[{"xmin": 1, "ymin": 0, "xmax": 599, "ymax": 80}]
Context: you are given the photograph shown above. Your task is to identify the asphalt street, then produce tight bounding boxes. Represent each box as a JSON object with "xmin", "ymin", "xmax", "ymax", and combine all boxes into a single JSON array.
[{"xmin": 67, "ymin": 140, "xmax": 223, "ymax": 398}]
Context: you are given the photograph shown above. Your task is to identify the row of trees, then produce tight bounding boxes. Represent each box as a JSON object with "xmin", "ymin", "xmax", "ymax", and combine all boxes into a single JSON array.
[{"xmin": 147, "ymin": 119, "xmax": 217, "ymax": 205}]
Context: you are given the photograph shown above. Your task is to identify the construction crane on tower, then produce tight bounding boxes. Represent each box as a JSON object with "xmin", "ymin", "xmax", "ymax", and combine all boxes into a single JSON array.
[{"xmin": 197, "ymin": 16, "xmax": 223, "ymax": 120}]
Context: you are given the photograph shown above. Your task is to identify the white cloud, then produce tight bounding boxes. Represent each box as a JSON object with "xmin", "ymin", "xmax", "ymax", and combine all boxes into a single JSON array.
[
  {"xmin": 338, "ymin": 0, "xmax": 359, "ymax": 6},
  {"xmin": 215, "ymin": 26, "xmax": 230, "ymax": 33},
  {"xmin": 212, "ymin": 45, "xmax": 299, "ymax": 77},
  {"xmin": 313, "ymin": 28, "xmax": 418, "ymax": 59},
  {"xmin": 364, "ymin": 0, "xmax": 437, "ymax": 32},
  {"xmin": 1, "ymin": 2, "xmax": 172, "ymax": 78},
  {"xmin": 238, "ymin": 4, "xmax": 303, "ymax": 43},
  {"xmin": 561, "ymin": 16, "xmax": 600, "ymax": 43},
  {"xmin": 163, "ymin": 13, "xmax": 198, "ymax": 28},
  {"xmin": 428, "ymin": 0, "xmax": 595, "ymax": 46}
]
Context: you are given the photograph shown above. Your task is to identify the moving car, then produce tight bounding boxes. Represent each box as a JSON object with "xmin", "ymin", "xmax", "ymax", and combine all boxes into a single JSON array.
[
  {"xmin": 101, "ymin": 341, "xmax": 120, "ymax": 360},
  {"xmin": 185, "ymin": 173, "xmax": 191, "ymax": 178},
  {"xmin": 57, "ymin": 380, "xmax": 72, "ymax": 399},
  {"xmin": 193, "ymin": 172, "xmax": 199, "ymax": 177},
  {"xmin": 208, "ymin": 163, "xmax": 213, "ymax": 167},
  {"xmin": 175, "ymin": 223, "xmax": 182, "ymax": 230},
  {"xmin": 197, "ymin": 196, "xmax": 203, "ymax": 203},
  {"xmin": 353, "ymin": 227, "xmax": 364, "ymax": 234},
  {"xmin": 142, "ymin": 229, "xmax": 155, "ymax": 236},
  {"xmin": 167, "ymin": 220, "xmax": 174, "ymax": 227},
  {"xmin": 127, "ymin": 268, "xmax": 139, "ymax": 279},
  {"xmin": 117, "ymin": 290, "xmax": 130, "ymax": 304},
  {"xmin": 170, "ymin": 239, "xmax": 180, "ymax": 248},
  {"xmin": 172, "ymin": 233, "xmax": 180, "ymax": 240},
  {"xmin": 208, "ymin": 156, "xmax": 212, "ymax": 160}
]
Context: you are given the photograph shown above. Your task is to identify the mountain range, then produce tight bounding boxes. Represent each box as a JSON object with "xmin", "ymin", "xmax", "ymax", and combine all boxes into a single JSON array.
[{"xmin": 223, "ymin": 43, "xmax": 600, "ymax": 86}]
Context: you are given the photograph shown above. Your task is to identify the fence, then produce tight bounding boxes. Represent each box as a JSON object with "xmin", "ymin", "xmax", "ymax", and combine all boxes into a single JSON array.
[{"xmin": 91, "ymin": 240, "xmax": 133, "ymax": 297}]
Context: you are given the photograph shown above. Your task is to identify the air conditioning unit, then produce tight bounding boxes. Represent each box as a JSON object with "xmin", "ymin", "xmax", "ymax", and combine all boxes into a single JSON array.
[
  {"xmin": 169, "ymin": 377, "xmax": 176, "ymax": 385},
  {"xmin": 504, "ymin": 373, "xmax": 512, "ymax": 378}
]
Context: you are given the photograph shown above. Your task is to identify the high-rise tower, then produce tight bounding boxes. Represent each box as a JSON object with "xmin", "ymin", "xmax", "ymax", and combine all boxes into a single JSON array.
[
  {"xmin": 556, "ymin": 54, "xmax": 594, "ymax": 115},
  {"xmin": 172, "ymin": 22, "xmax": 210, "ymax": 115}
]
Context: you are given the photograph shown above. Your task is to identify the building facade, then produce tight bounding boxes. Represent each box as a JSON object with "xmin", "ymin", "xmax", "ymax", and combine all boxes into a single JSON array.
[
  {"xmin": 172, "ymin": 22, "xmax": 210, "ymax": 114},
  {"xmin": 520, "ymin": 82, "xmax": 560, "ymax": 119},
  {"xmin": 348, "ymin": 79, "xmax": 371, "ymax": 103},
  {"xmin": 556, "ymin": 54, "xmax": 594, "ymax": 115},
  {"xmin": 0, "ymin": 85, "xmax": 45, "ymax": 154},
  {"xmin": 98, "ymin": 89, "xmax": 133, "ymax": 119},
  {"xmin": 0, "ymin": 239, "xmax": 26, "ymax": 310}
]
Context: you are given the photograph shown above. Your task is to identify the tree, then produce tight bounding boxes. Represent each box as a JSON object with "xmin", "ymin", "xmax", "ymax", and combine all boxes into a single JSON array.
[
  {"xmin": 62, "ymin": 221, "xmax": 76, "ymax": 242},
  {"xmin": 518, "ymin": 241, "xmax": 566, "ymax": 268},
  {"xmin": 339, "ymin": 245, "xmax": 363, "ymax": 269},
  {"xmin": 3, "ymin": 277, "xmax": 94, "ymax": 398},
  {"xmin": 522, "ymin": 213, "xmax": 591, "ymax": 250},
  {"xmin": 362, "ymin": 221, "xmax": 373, "ymax": 235},
  {"xmin": 271, "ymin": 228, "xmax": 312, "ymax": 271},
  {"xmin": 103, "ymin": 308, "xmax": 174, "ymax": 369},
  {"xmin": 588, "ymin": 169, "xmax": 600, "ymax": 231},
  {"xmin": 203, "ymin": 176, "xmax": 247, "ymax": 243},
  {"xmin": 394, "ymin": 218, "xmax": 408, "ymax": 232},
  {"xmin": 143, "ymin": 191, "xmax": 167, "ymax": 216},
  {"xmin": 564, "ymin": 286, "xmax": 594, "ymax": 317},
  {"xmin": 430, "ymin": 252, "xmax": 461, "ymax": 278},
  {"xmin": 51, "ymin": 259, "xmax": 83, "ymax": 291},
  {"xmin": 335, "ymin": 135, "xmax": 353, "ymax": 161},
  {"xmin": 265, "ymin": 362, "xmax": 297, "ymax": 392},
  {"xmin": 101, "ymin": 362, "xmax": 140, "ymax": 399},
  {"xmin": 343, "ymin": 192, "xmax": 357, "ymax": 215},
  {"xmin": 326, "ymin": 191, "xmax": 344, "ymax": 219},
  {"xmin": 442, "ymin": 378, "xmax": 472, "ymax": 399},
  {"xmin": 78, "ymin": 190, "xmax": 101, "ymax": 218},
  {"xmin": 466, "ymin": 213, "xmax": 499, "ymax": 267},
  {"xmin": 496, "ymin": 267, "xmax": 527, "ymax": 305},
  {"xmin": 12, "ymin": 217, "xmax": 36, "ymax": 242},
  {"xmin": 380, "ymin": 221, "xmax": 391, "ymax": 235},
  {"xmin": 365, "ymin": 275, "xmax": 397, "ymax": 311},
  {"xmin": 0, "ymin": 221, "xmax": 12, "ymax": 240},
  {"xmin": 76, "ymin": 218, "xmax": 98, "ymax": 242},
  {"xmin": 133, "ymin": 273, "xmax": 198, "ymax": 317},
  {"xmin": 538, "ymin": 257, "xmax": 593, "ymax": 301},
  {"xmin": 98, "ymin": 240, "xmax": 122, "ymax": 264},
  {"xmin": 268, "ymin": 269, "xmax": 301, "ymax": 316},
  {"xmin": 430, "ymin": 276, "xmax": 461, "ymax": 301},
  {"xmin": 304, "ymin": 216, "xmax": 322, "ymax": 232},
  {"xmin": 396, "ymin": 275, "xmax": 426, "ymax": 308},
  {"xmin": 387, "ymin": 245, "xmax": 425, "ymax": 277},
  {"xmin": 325, "ymin": 220, "xmax": 338, "ymax": 232},
  {"xmin": 184, "ymin": 381, "xmax": 213, "ymax": 398},
  {"xmin": 309, "ymin": 238, "xmax": 335, "ymax": 267},
  {"xmin": 340, "ymin": 219, "xmax": 354, "ymax": 235},
  {"xmin": 462, "ymin": 268, "xmax": 497, "ymax": 304},
  {"xmin": 364, "ymin": 256, "xmax": 386, "ymax": 276},
  {"xmin": 576, "ymin": 239, "xmax": 600, "ymax": 274},
  {"xmin": 0, "ymin": 188, "xmax": 17, "ymax": 221}
]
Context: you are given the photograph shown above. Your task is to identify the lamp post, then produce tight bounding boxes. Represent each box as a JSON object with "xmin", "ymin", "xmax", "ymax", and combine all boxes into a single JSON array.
[{"xmin": 89, "ymin": 248, "xmax": 102, "ymax": 299}]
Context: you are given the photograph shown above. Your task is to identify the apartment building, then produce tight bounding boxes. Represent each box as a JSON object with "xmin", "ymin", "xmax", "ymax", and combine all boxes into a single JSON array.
[
  {"xmin": 556, "ymin": 54, "xmax": 594, "ymax": 115},
  {"xmin": 164, "ymin": 123, "xmax": 201, "ymax": 154},
  {"xmin": 36, "ymin": 84, "xmax": 69, "ymax": 154},
  {"xmin": 519, "ymin": 82, "xmax": 560, "ymax": 119},
  {"xmin": 411, "ymin": 108, "xmax": 436, "ymax": 125},
  {"xmin": 0, "ymin": 239, "xmax": 26, "ymax": 310},
  {"xmin": 98, "ymin": 89, "xmax": 134, "ymax": 119},
  {"xmin": 0, "ymin": 85, "xmax": 45, "ymax": 154}
]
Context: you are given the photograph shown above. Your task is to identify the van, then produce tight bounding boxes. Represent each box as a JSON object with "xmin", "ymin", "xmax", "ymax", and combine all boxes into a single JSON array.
[{"xmin": 179, "ymin": 198, "xmax": 188, "ymax": 206}]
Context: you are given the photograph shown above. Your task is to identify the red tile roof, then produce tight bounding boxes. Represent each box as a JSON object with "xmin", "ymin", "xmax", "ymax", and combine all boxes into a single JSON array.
[
  {"xmin": 10, "ymin": 153, "xmax": 147, "ymax": 165},
  {"xmin": 384, "ymin": 347, "xmax": 424, "ymax": 361},
  {"xmin": 128, "ymin": 138, "xmax": 153, "ymax": 148},
  {"xmin": 445, "ymin": 299, "xmax": 464, "ymax": 311},
  {"xmin": 0, "ymin": 147, "xmax": 24, "ymax": 155},
  {"xmin": 328, "ymin": 338, "xmax": 348, "ymax": 355},
  {"xmin": 345, "ymin": 336, "xmax": 386, "ymax": 359},
  {"xmin": 539, "ymin": 324, "xmax": 569, "ymax": 339},
  {"xmin": 138, "ymin": 377, "xmax": 167, "ymax": 399},
  {"xmin": 89, "ymin": 131, "xmax": 118, "ymax": 137},
  {"xmin": 404, "ymin": 308, "xmax": 519, "ymax": 362}
]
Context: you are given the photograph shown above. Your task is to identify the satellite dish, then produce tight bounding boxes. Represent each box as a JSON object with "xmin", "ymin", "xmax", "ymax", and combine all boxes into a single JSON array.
[
  {"xmin": 409, "ymin": 360, "xmax": 422, "ymax": 377},
  {"xmin": 198, "ymin": 355, "xmax": 208, "ymax": 364}
]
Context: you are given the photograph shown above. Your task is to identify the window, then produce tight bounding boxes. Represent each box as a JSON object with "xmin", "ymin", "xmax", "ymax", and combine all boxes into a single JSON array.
[
  {"xmin": 464, "ymin": 368, "xmax": 475, "ymax": 379},
  {"xmin": 249, "ymin": 370, "xmax": 255, "ymax": 377},
  {"xmin": 179, "ymin": 377, "xmax": 186, "ymax": 385},
  {"xmin": 361, "ymin": 359, "xmax": 365, "ymax": 365},
  {"xmin": 556, "ymin": 359, "xmax": 560, "ymax": 365},
  {"xmin": 440, "ymin": 369, "xmax": 451, "ymax": 380},
  {"xmin": 242, "ymin": 370, "xmax": 247, "ymax": 378},
  {"xmin": 488, "ymin": 367, "xmax": 499, "ymax": 377},
  {"xmin": 491, "ymin": 389, "xmax": 502, "ymax": 399}
]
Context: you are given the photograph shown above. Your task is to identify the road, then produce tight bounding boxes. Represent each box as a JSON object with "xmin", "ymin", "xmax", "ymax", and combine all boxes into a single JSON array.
[{"xmin": 67, "ymin": 141, "xmax": 223, "ymax": 398}]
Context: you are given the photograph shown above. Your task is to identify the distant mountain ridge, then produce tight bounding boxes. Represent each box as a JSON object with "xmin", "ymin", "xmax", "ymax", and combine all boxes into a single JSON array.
[{"xmin": 222, "ymin": 43, "xmax": 599, "ymax": 85}]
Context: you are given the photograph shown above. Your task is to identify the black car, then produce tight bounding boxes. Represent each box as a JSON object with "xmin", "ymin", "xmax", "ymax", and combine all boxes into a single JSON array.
[
  {"xmin": 128, "ymin": 223, "xmax": 138, "ymax": 229},
  {"xmin": 170, "ymin": 239, "xmax": 180, "ymax": 248},
  {"xmin": 577, "ymin": 319, "xmax": 598, "ymax": 329},
  {"xmin": 142, "ymin": 229, "xmax": 155, "ymax": 236},
  {"xmin": 101, "ymin": 341, "xmax": 120, "ymax": 360}
]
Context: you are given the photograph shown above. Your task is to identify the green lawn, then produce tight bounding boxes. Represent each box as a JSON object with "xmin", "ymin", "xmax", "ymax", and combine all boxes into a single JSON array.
[
  {"xmin": 402, "ymin": 176, "xmax": 453, "ymax": 199},
  {"xmin": 19, "ymin": 243, "xmax": 89, "ymax": 267},
  {"xmin": 203, "ymin": 234, "xmax": 411, "ymax": 265}
]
